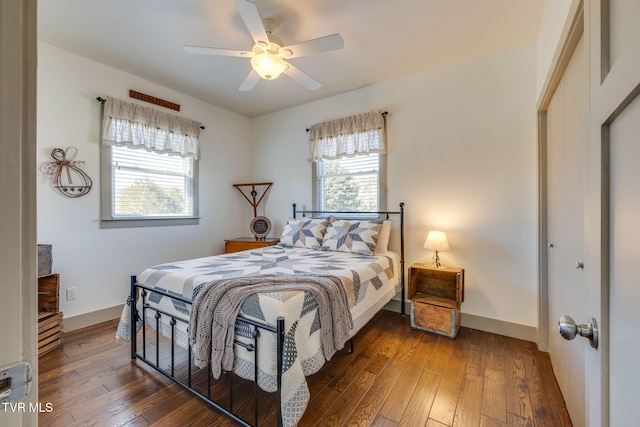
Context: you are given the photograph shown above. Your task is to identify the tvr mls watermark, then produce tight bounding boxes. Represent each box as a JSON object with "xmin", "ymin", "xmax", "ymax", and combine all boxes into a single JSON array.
[{"xmin": 2, "ymin": 402, "xmax": 54, "ymax": 413}]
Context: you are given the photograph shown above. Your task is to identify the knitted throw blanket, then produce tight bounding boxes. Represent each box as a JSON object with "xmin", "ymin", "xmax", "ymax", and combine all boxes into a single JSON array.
[{"xmin": 189, "ymin": 273, "xmax": 354, "ymax": 379}]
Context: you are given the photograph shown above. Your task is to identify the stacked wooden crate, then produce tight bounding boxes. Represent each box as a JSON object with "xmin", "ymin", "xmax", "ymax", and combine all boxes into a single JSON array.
[
  {"xmin": 38, "ymin": 244, "xmax": 63, "ymax": 356},
  {"xmin": 408, "ymin": 263, "xmax": 465, "ymax": 338}
]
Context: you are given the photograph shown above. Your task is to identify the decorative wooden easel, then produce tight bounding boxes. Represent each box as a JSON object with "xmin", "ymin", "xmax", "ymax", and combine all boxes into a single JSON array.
[{"xmin": 233, "ymin": 182, "xmax": 273, "ymax": 217}]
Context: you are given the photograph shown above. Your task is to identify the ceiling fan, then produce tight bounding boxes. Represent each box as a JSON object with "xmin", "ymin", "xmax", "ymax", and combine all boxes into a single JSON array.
[{"xmin": 184, "ymin": 0, "xmax": 344, "ymax": 91}]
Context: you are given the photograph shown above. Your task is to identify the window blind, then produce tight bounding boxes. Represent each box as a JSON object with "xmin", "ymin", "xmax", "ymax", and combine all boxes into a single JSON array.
[
  {"xmin": 315, "ymin": 153, "xmax": 380, "ymax": 212},
  {"xmin": 111, "ymin": 146, "xmax": 193, "ymax": 217}
]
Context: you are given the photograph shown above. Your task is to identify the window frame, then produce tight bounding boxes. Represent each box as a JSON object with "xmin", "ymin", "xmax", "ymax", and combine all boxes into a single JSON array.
[
  {"xmin": 312, "ymin": 153, "xmax": 387, "ymax": 214},
  {"xmin": 100, "ymin": 143, "xmax": 200, "ymax": 229}
]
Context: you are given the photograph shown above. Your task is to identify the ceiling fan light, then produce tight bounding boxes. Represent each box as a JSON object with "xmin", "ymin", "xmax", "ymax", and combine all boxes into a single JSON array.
[{"xmin": 251, "ymin": 53, "xmax": 288, "ymax": 80}]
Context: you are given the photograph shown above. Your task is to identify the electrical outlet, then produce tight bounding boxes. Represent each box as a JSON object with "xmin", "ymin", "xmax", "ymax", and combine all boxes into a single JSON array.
[{"xmin": 66, "ymin": 287, "xmax": 77, "ymax": 301}]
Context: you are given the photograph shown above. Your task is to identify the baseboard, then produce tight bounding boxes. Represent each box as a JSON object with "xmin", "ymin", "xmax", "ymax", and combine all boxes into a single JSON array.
[
  {"xmin": 384, "ymin": 299, "xmax": 537, "ymax": 343},
  {"xmin": 460, "ymin": 312, "xmax": 537, "ymax": 343},
  {"xmin": 64, "ymin": 304, "xmax": 124, "ymax": 332},
  {"xmin": 70, "ymin": 302, "xmax": 538, "ymax": 343}
]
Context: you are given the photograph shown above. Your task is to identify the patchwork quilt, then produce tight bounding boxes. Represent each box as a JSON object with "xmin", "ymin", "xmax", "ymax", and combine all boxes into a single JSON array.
[{"xmin": 116, "ymin": 245, "xmax": 400, "ymax": 426}]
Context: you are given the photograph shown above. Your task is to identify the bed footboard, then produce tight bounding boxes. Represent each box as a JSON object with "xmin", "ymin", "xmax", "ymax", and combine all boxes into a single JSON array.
[{"xmin": 129, "ymin": 275, "xmax": 285, "ymax": 427}]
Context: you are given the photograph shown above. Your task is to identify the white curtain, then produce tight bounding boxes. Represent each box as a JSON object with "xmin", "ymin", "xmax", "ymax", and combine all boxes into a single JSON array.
[
  {"xmin": 102, "ymin": 96, "xmax": 201, "ymax": 159},
  {"xmin": 307, "ymin": 110, "xmax": 386, "ymax": 162}
]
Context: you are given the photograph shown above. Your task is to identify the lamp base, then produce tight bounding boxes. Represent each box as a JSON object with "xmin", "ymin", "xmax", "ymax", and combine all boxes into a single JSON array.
[{"xmin": 432, "ymin": 250, "xmax": 443, "ymax": 268}]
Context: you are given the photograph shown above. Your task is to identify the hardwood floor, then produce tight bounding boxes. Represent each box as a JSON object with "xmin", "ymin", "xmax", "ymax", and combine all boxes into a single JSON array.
[{"xmin": 38, "ymin": 310, "xmax": 571, "ymax": 426}]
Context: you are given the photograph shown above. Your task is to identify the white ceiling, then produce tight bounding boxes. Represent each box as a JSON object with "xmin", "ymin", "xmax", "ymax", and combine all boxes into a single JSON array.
[{"xmin": 38, "ymin": 0, "xmax": 546, "ymax": 118}]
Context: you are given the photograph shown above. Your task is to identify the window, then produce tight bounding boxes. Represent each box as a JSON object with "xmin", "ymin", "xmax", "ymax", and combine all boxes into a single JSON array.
[
  {"xmin": 308, "ymin": 110, "xmax": 387, "ymax": 213},
  {"xmin": 314, "ymin": 153, "xmax": 386, "ymax": 212},
  {"xmin": 101, "ymin": 146, "xmax": 199, "ymax": 228},
  {"xmin": 100, "ymin": 96, "xmax": 201, "ymax": 228}
]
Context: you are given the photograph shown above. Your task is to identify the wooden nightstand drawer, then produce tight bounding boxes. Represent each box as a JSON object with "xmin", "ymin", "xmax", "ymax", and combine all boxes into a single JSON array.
[
  {"xmin": 411, "ymin": 296, "xmax": 460, "ymax": 338},
  {"xmin": 224, "ymin": 237, "xmax": 279, "ymax": 254}
]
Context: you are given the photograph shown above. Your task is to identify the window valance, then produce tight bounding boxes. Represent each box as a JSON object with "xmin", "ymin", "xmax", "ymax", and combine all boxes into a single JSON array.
[
  {"xmin": 102, "ymin": 96, "xmax": 201, "ymax": 159},
  {"xmin": 307, "ymin": 110, "xmax": 386, "ymax": 162}
]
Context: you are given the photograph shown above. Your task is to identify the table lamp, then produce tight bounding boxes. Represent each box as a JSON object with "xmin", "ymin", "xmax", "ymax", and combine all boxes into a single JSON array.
[{"xmin": 423, "ymin": 230, "xmax": 449, "ymax": 268}]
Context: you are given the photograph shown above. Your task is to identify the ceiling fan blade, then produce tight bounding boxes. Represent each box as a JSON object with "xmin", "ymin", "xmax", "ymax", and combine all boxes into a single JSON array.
[
  {"xmin": 239, "ymin": 69, "xmax": 260, "ymax": 91},
  {"xmin": 184, "ymin": 45, "xmax": 252, "ymax": 57},
  {"xmin": 282, "ymin": 33, "xmax": 344, "ymax": 59},
  {"xmin": 284, "ymin": 64, "xmax": 322, "ymax": 91},
  {"xmin": 233, "ymin": 0, "xmax": 269, "ymax": 47}
]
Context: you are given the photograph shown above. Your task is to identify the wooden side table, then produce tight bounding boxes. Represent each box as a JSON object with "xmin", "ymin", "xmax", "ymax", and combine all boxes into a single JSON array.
[
  {"xmin": 224, "ymin": 237, "xmax": 280, "ymax": 254},
  {"xmin": 408, "ymin": 263, "xmax": 464, "ymax": 338}
]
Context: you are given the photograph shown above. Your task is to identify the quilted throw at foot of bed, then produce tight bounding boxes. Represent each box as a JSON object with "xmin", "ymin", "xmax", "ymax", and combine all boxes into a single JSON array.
[{"xmin": 189, "ymin": 273, "xmax": 353, "ymax": 379}]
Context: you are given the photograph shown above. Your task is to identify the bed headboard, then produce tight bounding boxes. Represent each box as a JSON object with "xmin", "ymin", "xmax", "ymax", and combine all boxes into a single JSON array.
[{"xmin": 292, "ymin": 202, "xmax": 406, "ymax": 316}]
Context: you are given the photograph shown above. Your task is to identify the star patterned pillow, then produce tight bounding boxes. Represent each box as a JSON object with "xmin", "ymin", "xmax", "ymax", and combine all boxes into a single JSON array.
[
  {"xmin": 321, "ymin": 220, "xmax": 382, "ymax": 255},
  {"xmin": 279, "ymin": 218, "xmax": 329, "ymax": 249}
]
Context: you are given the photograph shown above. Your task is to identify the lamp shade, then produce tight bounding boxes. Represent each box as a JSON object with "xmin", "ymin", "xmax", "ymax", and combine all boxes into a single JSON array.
[
  {"xmin": 251, "ymin": 53, "xmax": 288, "ymax": 80},
  {"xmin": 423, "ymin": 231, "xmax": 449, "ymax": 251}
]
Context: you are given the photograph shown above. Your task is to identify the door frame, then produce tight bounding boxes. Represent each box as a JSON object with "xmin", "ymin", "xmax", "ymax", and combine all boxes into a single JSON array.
[
  {"xmin": 537, "ymin": 0, "xmax": 602, "ymax": 424},
  {"xmin": 536, "ymin": 0, "xmax": 584, "ymax": 353},
  {"xmin": 0, "ymin": 0, "xmax": 38, "ymax": 426}
]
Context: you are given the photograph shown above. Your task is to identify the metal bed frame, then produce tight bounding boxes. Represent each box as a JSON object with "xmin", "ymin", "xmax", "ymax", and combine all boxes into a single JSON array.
[{"xmin": 129, "ymin": 202, "xmax": 405, "ymax": 427}]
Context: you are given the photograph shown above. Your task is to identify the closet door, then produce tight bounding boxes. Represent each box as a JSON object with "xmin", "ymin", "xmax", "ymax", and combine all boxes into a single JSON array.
[
  {"xmin": 546, "ymin": 34, "xmax": 588, "ymax": 427},
  {"xmin": 541, "ymin": 2, "xmax": 640, "ymax": 425}
]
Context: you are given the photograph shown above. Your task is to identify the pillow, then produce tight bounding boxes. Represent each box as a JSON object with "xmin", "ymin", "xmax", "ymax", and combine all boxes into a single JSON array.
[
  {"xmin": 374, "ymin": 220, "xmax": 393, "ymax": 254},
  {"xmin": 279, "ymin": 218, "xmax": 329, "ymax": 249},
  {"xmin": 321, "ymin": 220, "xmax": 382, "ymax": 255}
]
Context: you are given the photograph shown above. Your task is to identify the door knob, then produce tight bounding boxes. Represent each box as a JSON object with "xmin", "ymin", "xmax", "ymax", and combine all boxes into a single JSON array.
[
  {"xmin": 575, "ymin": 261, "xmax": 584, "ymax": 269},
  {"xmin": 558, "ymin": 315, "xmax": 598, "ymax": 349}
]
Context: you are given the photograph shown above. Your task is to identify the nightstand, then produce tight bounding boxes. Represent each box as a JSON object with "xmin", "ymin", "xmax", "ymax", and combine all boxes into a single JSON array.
[
  {"xmin": 408, "ymin": 263, "xmax": 464, "ymax": 338},
  {"xmin": 224, "ymin": 237, "xmax": 280, "ymax": 254}
]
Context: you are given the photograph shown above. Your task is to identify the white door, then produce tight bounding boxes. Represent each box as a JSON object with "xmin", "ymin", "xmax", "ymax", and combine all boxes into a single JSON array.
[
  {"xmin": 546, "ymin": 33, "xmax": 588, "ymax": 427},
  {"xmin": 544, "ymin": 1, "xmax": 640, "ymax": 426},
  {"xmin": 598, "ymin": 1, "xmax": 640, "ymax": 424},
  {"xmin": 608, "ymin": 89, "xmax": 640, "ymax": 426}
]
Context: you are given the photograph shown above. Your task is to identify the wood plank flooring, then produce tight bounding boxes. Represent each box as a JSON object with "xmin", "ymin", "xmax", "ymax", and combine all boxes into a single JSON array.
[{"xmin": 38, "ymin": 310, "xmax": 572, "ymax": 426}]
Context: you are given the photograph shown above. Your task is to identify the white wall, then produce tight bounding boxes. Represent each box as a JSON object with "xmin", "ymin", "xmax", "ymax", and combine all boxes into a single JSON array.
[
  {"xmin": 37, "ymin": 39, "xmax": 540, "ymax": 331},
  {"xmin": 536, "ymin": 0, "xmax": 580, "ymax": 100},
  {"xmin": 252, "ymin": 43, "xmax": 539, "ymax": 329},
  {"xmin": 37, "ymin": 42, "xmax": 253, "ymax": 320}
]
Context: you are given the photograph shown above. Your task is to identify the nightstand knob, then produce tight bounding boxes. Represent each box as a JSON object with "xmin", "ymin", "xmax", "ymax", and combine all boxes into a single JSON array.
[{"xmin": 575, "ymin": 261, "xmax": 584, "ymax": 270}]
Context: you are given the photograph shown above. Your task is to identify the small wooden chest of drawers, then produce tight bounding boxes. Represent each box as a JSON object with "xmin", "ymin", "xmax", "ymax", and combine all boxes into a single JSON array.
[
  {"xmin": 224, "ymin": 237, "xmax": 280, "ymax": 254},
  {"xmin": 409, "ymin": 263, "xmax": 464, "ymax": 338}
]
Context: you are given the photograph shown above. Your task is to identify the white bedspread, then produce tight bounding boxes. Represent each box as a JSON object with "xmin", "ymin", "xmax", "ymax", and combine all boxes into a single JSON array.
[{"xmin": 117, "ymin": 245, "xmax": 400, "ymax": 426}]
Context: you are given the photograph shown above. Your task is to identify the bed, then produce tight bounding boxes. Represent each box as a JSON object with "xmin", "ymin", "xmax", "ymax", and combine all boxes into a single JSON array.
[{"xmin": 117, "ymin": 203, "xmax": 405, "ymax": 426}]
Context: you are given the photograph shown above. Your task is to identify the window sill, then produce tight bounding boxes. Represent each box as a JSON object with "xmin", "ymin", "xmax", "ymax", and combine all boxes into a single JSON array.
[{"xmin": 100, "ymin": 216, "xmax": 200, "ymax": 229}]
